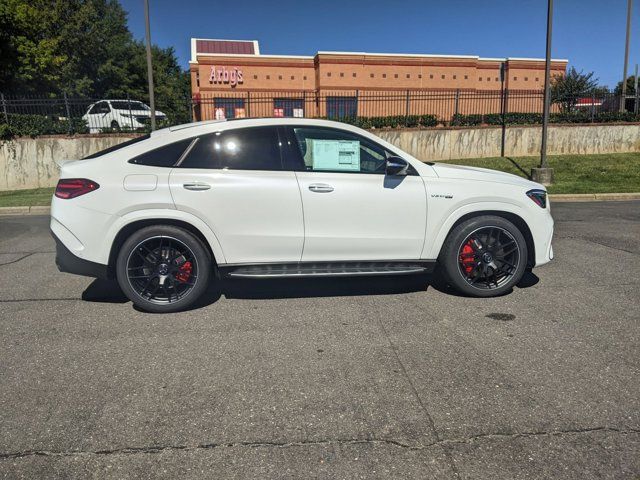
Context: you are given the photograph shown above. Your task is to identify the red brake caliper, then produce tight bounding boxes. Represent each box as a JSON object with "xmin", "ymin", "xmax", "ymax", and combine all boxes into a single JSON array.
[
  {"xmin": 175, "ymin": 261, "xmax": 192, "ymax": 283},
  {"xmin": 459, "ymin": 241, "xmax": 475, "ymax": 274}
]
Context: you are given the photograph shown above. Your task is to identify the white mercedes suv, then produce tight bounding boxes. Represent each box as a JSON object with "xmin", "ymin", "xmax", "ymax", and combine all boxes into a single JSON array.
[{"xmin": 51, "ymin": 118, "xmax": 553, "ymax": 313}]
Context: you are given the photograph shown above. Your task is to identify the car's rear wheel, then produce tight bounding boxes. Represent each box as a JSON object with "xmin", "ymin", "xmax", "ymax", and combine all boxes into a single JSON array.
[
  {"xmin": 116, "ymin": 225, "xmax": 211, "ymax": 313},
  {"xmin": 438, "ymin": 215, "xmax": 527, "ymax": 297},
  {"xmin": 111, "ymin": 120, "xmax": 120, "ymax": 130}
]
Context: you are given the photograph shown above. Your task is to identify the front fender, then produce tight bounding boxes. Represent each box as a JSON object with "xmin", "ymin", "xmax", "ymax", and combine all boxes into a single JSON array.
[{"xmin": 423, "ymin": 200, "xmax": 529, "ymax": 260}]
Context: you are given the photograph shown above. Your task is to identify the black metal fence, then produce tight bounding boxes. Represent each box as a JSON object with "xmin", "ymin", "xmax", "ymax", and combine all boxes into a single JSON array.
[{"xmin": 1, "ymin": 89, "xmax": 639, "ymax": 137}]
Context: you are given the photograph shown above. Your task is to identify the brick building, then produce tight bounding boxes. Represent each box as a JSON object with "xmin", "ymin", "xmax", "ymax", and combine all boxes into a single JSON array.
[{"xmin": 189, "ymin": 38, "xmax": 568, "ymax": 121}]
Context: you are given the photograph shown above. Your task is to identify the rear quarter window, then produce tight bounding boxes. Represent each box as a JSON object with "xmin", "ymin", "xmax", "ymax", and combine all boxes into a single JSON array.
[{"xmin": 128, "ymin": 139, "xmax": 194, "ymax": 168}]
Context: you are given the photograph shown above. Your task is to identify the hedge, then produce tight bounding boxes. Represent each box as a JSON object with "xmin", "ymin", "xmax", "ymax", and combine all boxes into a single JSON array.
[
  {"xmin": 0, "ymin": 114, "xmax": 88, "ymax": 139},
  {"xmin": 451, "ymin": 111, "xmax": 640, "ymax": 126},
  {"xmin": 325, "ymin": 115, "xmax": 439, "ymax": 129}
]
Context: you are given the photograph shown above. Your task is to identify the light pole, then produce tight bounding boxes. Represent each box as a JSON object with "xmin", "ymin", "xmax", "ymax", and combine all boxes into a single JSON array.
[
  {"xmin": 532, "ymin": 0, "xmax": 554, "ymax": 185},
  {"xmin": 620, "ymin": 0, "xmax": 633, "ymax": 112},
  {"xmin": 144, "ymin": 0, "xmax": 156, "ymax": 131}
]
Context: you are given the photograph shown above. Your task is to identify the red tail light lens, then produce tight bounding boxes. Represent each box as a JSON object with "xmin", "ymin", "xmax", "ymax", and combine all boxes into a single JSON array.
[{"xmin": 55, "ymin": 178, "xmax": 100, "ymax": 199}]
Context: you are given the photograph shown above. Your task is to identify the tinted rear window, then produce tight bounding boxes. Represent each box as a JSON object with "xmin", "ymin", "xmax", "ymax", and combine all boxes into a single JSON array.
[
  {"xmin": 129, "ymin": 139, "xmax": 193, "ymax": 168},
  {"xmin": 179, "ymin": 126, "xmax": 282, "ymax": 170},
  {"xmin": 111, "ymin": 101, "xmax": 148, "ymax": 110},
  {"xmin": 83, "ymin": 135, "xmax": 150, "ymax": 159}
]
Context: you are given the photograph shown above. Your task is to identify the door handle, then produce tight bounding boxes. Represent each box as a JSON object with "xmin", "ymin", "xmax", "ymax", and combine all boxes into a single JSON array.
[
  {"xmin": 308, "ymin": 183, "xmax": 334, "ymax": 193},
  {"xmin": 183, "ymin": 182, "xmax": 211, "ymax": 191}
]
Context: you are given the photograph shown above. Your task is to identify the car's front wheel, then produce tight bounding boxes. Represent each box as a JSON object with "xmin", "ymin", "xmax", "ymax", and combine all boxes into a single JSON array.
[
  {"xmin": 438, "ymin": 215, "xmax": 528, "ymax": 297},
  {"xmin": 116, "ymin": 225, "xmax": 212, "ymax": 313}
]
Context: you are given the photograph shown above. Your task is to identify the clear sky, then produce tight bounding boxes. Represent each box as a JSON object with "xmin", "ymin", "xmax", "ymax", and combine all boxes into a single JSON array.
[{"xmin": 121, "ymin": 0, "xmax": 639, "ymax": 89}]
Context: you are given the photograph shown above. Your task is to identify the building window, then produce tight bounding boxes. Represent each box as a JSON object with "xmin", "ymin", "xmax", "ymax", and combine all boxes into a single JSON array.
[
  {"xmin": 495, "ymin": 77, "xmax": 499, "ymax": 81},
  {"xmin": 430, "ymin": 74, "xmax": 434, "ymax": 79},
  {"xmin": 479, "ymin": 77, "xmax": 483, "ymax": 81},
  {"xmin": 266, "ymin": 75, "xmax": 270, "ymax": 80},
  {"xmin": 524, "ymin": 77, "xmax": 529, "ymax": 81},
  {"xmin": 278, "ymin": 75, "xmax": 282, "ymax": 80},
  {"xmin": 303, "ymin": 76, "xmax": 307, "ymax": 80},
  {"xmin": 196, "ymin": 71, "xmax": 200, "ymax": 87},
  {"xmin": 535, "ymin": 77, "xmax": 539, "ymax": 82},
  {"xmin": 214, "ymin": 98, "xmax": 245, "ymax": 119},
  {"xmin": 513, "ymin": 76, "xmax": 518, "ymax": 81},
  {"xmin": 274, "ymin": 98, "xmax": 304, "ymax": 117},
  {"xmin": 464, "ymin": 75, "xmax": 468, "ymax": 80},
  {"xmin": 406, "ymin": 74, "xmax": 410, "ymax": 78},
  {"xmin": 394, "ymin": 74, "xmax": 398, "ymax": 78},
  {"xmin": 418, "ymin": 74, "xmax": 422, "ymax": 79},
  {"xmin": 327, "ymin": 72, "xmax": 331, "ymax": 77},
  {"xmin": 326, "ymin": 96, "xmax": 357, "ymax": 119},
  {"xmin": 353, "ymin": 72, "xmax": 357, "ymax": 77},
  {"xmin": 253, "ymin": 75, "xmax": 258, "ymax": 80},
  {"xmin": 340, "ymin": 72, "xmax": 344, "ymax": 77},
  {"xmin": 441, "ymin": 75, "xmax": 445, "ymax": 79},
  {"xmin": 383, "ymin": 73, "xmax": 387, "ymax": 78},
  {"xmin": 291, "ymin": 75, "xmax": 295, "ymax": 80},
  {"xmin": 370, "ymin": 73, "xmax": 374, "ymax": 78},
  {"xmin": 453, "ymin": 75, "xmax": 457, "ymax": 79}
]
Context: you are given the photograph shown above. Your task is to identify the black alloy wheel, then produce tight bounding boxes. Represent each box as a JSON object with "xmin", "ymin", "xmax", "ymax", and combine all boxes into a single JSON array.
[
  {"xmin": 116, "ymin": 225, "xmax": 211, "ymax": 312},
  {"xmin": 457, "ymin": 226, "xmax": 520, "ymax": 290},
  {"xmin": 438, "ymin": 215, "xmax": 528, "ymax": 297}
]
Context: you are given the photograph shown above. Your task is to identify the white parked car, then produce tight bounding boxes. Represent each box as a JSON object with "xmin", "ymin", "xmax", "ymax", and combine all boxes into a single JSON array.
[
  {"xmin": 51, "ymin": 118, "xmax": 553, "ymax": 313},
  {"xmin": 82, "ymin": 100, "xmax": 166, "ymax": 133}
]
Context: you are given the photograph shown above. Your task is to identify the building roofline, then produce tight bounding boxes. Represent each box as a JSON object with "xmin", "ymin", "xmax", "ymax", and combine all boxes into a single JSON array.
[
  {"xmin": 194, "ymin": 52, "xmax": 315, "ymax": 60},
  {"xmin": 191, "ymin": 38, "xmax": 261, "ymax": 62}
]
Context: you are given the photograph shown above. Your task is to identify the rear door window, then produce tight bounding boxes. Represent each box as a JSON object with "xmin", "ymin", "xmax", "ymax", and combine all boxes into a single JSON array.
[{"xmin": 179, "ymin": 126, "xmax": 283, "ymax": 171}]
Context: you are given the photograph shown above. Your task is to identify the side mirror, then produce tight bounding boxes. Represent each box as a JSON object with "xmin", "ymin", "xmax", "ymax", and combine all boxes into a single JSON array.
[{"xmin": 385, "ymin": 156, "xmax": 409, "ymax": 176}]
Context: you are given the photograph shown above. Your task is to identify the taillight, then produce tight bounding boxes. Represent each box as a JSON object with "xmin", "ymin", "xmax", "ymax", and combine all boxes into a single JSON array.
[
  {"xmin": 55, "ymin": 178, "xmax": 100, "ymax": 199},
  {"xmin": 526, "ymin": 189, "xmax": 547, "ymax": 208}
]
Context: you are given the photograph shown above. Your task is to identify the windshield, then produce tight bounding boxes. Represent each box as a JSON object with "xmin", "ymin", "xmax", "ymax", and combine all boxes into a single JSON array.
[{"xmin": 111, "ymin": 101, "xmax": 149, "ymax": 111}]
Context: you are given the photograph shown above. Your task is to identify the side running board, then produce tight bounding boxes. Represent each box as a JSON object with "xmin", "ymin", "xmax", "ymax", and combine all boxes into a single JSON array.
[{"xmin": 222, "ymin": 261, "xmax": 435, "ymax": 279}]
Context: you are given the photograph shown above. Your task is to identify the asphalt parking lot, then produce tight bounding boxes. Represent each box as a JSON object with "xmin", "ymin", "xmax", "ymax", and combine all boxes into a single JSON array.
[{"xmin": 0, "ymin": 201, "xmax": 639, "ymax": 479}]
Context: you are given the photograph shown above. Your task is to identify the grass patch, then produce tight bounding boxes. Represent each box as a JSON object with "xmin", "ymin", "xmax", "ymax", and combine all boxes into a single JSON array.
[
  {"xmin": 440, "ymin": 152, "xmax": 640, "ymax": 194},
  {"xmin": 0, "ymin": 187, "xmax": 54, "ymax": 207}
]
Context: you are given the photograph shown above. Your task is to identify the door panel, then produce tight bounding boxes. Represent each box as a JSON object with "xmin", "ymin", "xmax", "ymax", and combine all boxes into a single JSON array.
[
  {"xmin": 296, "ymin": 171, "xmax": 427, "ymax": 261},
  {"xmin": 169, "ymin": 169, "xmax": 304, "ymax": 264}
]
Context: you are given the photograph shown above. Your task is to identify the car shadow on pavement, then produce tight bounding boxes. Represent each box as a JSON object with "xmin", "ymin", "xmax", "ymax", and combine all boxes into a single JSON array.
[
  {"xmin": 80, "ymin": 270, "xmax": 540, "ymax": 310},
  {"xmin": 222, "ymin": 274, "xmax": 432, "ymax": 300}
]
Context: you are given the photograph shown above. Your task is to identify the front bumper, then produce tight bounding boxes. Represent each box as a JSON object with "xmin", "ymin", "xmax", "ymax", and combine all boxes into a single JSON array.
[{"xmin": 52, "ymin": 231, "xmax": 109, "ymax": 279}]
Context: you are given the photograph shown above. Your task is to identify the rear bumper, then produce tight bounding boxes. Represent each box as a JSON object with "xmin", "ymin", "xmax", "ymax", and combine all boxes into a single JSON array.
[{"xmin": 52, "ymin": 230, "xmax": 109, "ymax": 279}]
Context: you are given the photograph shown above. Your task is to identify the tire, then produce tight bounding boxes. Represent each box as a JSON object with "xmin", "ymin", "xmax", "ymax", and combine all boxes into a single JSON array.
[
  {"xmin": 437, "ymin": 215, "xmax": 528, "ymax": 297},
  {"xmin": 111, "ymin": 120, "xmax": 119, "ymax": 130},
  {"xmin": 116, "ymin": 225, "xmax": 212, "ymax": 313}
]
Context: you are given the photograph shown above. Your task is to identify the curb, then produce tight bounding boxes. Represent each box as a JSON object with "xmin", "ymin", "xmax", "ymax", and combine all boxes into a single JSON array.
[
  {"xmin": 0, "ymin": 193, "xmax": 638, "ymax": 216},
  {"xmin": 549, "ymin": 193, "xmax": 640, "ymax": 202},
  {"xmin": 0, "ymin": 206, "xmax": 51, "ymax": 216}
]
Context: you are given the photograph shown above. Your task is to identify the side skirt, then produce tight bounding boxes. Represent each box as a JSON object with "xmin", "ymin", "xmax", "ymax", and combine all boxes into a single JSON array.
[{"xmin": 218, "ymin": 260, "xmax": 436, "ymax": 279}]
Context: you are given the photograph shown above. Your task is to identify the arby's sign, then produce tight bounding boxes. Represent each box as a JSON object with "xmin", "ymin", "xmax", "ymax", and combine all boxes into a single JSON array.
[{"xmin": 208, "ymin": 66, "xmax": 244, "ymax": 87}]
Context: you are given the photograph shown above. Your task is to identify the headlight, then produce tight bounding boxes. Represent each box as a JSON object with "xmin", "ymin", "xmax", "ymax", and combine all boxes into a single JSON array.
[{"xmin": 526, "ymin": 189, "xmax": 547, "ymax": 208}]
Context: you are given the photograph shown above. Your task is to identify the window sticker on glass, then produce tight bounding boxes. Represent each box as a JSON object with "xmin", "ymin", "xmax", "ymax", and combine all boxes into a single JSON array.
[{"xmin": 309, "ymin": 139, "xmax": 360, "ymax": 171}]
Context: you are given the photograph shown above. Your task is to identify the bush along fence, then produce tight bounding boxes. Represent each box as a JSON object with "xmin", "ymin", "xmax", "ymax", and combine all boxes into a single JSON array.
[{"xmin": 1, "ymin": 89, "xmax": 639, "ymax": 139}]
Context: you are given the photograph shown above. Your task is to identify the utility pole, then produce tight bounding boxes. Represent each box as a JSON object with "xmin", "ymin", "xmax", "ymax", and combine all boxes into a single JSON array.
[
  {"xmin": 532, "ymin": 0, "xmax": 554, "ymax": 185},
  {"xmin": 635, "ymin": 64, "xmax": 639, "ymax": 114},
  {"xmin": 144, "ymin": 0, "xmax": 156, "ymax": 130},
  {"xmin": 621, "ymin": 0, "xmax": 633, "ymax": 112}
]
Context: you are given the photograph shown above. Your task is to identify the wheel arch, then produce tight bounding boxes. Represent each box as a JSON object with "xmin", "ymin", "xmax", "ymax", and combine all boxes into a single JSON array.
[
  {"xmin": 106, "ymin": 216, "xmax": 224, "ymax": 278},
  {"xmin": 433, "ymin": 210, "xmax": 536, "ymax": 268}
]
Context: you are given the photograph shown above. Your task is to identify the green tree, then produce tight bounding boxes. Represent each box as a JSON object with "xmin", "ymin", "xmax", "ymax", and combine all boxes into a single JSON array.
[
  {"xmin": 550, "ymin": 67, "xmax": 600, "ymax": 112},
  {"xmin": 0, "ymin": 0, "xmax": 190, "ymax": 122},
  {"xmin": 614, "ymin": 76, "xmax": 637, "ymax": 96}
]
